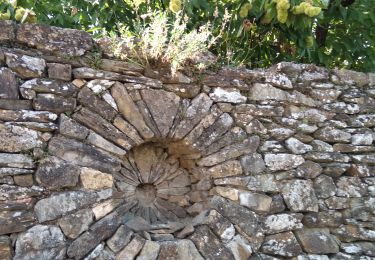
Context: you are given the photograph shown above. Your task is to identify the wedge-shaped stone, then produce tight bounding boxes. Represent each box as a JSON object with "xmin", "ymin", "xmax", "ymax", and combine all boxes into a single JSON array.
[
  {"xmin": 198, "ymin": 136, "xmax": 260, "ymax": 167},
  {"xmin": 5, "ymin": 53, "xmax": 45, "ymax": 79},
  {"xmin": 295, "ymin": 228, "xmax": 339, "ymax": 254},
  {"xmin": 137, "ymin": 240, "xmax": 161, "ymax": 260},
  {"xmin": 0, "ymin": 109, "xmax": 57, "ymax": 122},
  {"xmin": 59, "ymin": 114, "xmax": 89, "ymax": 140},
  {"xmin": 77, "ymin": 87, "xmax": 117, "ymax": 121},
  {"xmin": 48, "ymin": 136, "xmax": 121, "ymax": 173},
  {"xmin": 58, "ymin": 209, "xmax": 93, "ymax": 239},
  {"xmin": 73, "ymin": 108, "xmax": 133, "ymax": 150},
  {"xmin": 34, "ymin": 191, "xmax": 98, "ymax": 222},
  {"xmin": 0, "ymin": 153, "xmax": 34, "ymax": 169},
  {"xmin": 35, "ymin": 156, "xmax": 80, "ymax": 189},
  {"xmin": 0, "ymin": 123, "xmax": 43, "ymax": 152},
  {"xmin": 106, "ymin": 225, "xmax": 133, "ymax": 253},
  {"xmin": 189, "ymin": 225, "xmax": 234, "ymax": 260},
  {"xmin": 203, "ymin": 127, "xmax": 247, "ymax": 156},
  {"xmin": 73, "ymin": 67, "xmax": 162, "ymax": 88},
  {"xmin": 261, "ymin": 231, "xmax": 302, "ymax": 257},
  {"xmin": 282, "ymin": 179, "xmax": 319, "ymax": 212},
  {"xmin": 19, "ymin": 78, "xmax": 77, "ymax": 99},
  {"xmin": 116, "ymin": 234, "xmax": 145, "ymax": 260},
  {"xmin": 173, "ymin": 93, "xmax": 213, "ymax": 139},
  {"xmin": 141, "ymin": 89, "xmax": 180, "ymax": 137},
  {"xmin": 209, "ymin": 196, "xmax": 259, "ymax": 239},
  {"xmin": 33, "ymin": 94, "xmax": 76, "ymax": 113},
  {"xmin": 0, "ymin": 67, "xmax": 18, "ymax": 99},
  {"xmin": 14, "ymin": 225, "xmax": 66, "ymax": 260},
  {"xmin": 87, "ymin": 131, "xmax": 127, "ymax": 156},
  {"xmin": 113, "ymin": 115, "xmax": 143, "ymax": 145},
  {"xmin": 67, "ymin": 212, "xmax": 120, "ymax": 259},
  {"xmin": 111, "ymin": 82, "xmax": 154, "ymax": 139},
  {"xmin": 0, "ymin": 99, "xmax": 32, "ymax": 110}
]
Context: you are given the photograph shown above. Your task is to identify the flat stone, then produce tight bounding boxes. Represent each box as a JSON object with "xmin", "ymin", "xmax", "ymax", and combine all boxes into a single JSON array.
[
  {"xmin": 58, "ymin": 209, "xmax": 93, "ymax": 239},
  {"xmin": 269, "ymin": 127, "xmax": 295, "ymax": 140},
  {"xmin": 86, "ymin": 79, "xmax": 115, "ymax": 94},
  {"xmin": 341, "ymin": 242, "xmax": 375, "ymax": 256},
  {"xmin": 34, "ymin": 191, "xmax": 98, "ymax": 222},
  {"xmin": 35, "ymin": 156, "xmax": 80, "ymax": 189},
  {"xmin": 17, "ymin": 23, "xmax": 93, "ymax": 56},
  {"xmin": 136, "ymin": 240, "xmax": 160, "ymax": 260},
  {"xmin": 116, "ymin": 234, "xmax": 145, "ymax": 260},
  {"xmin": 207, "ymin": 160, "xmax": 243, "ymax": 179},
  {"xmin": 264, "ymin": 153, "xmax": 305, "ymax": 171},
  {"xmin": 111, "ymin": 82, "xmax": 154, "ymax": 139},
  {"xmin": 0, "ymin": 67, "xmax": 18, "ymax": 99},
  {"xmin": 314, "ymin": 126, "xmax": 351, "ymax": 143},
  {"xmin": 19, "ymin": 78, "xmax": 77, "ymax": 99},
  {"xmin": 303, "ymin": 211, "xmax": 343, "ymax": 228},
  {"xmin": 47, "ymin": 63, "xmax": 72, "ymax": 81},
  {"xmin": 310, "ymin": 88, "xmax": 341, "ymax": 102},
  {"xmin": 282, "ymin": 180, "xmax": 319, "ymax": 212},
  {"xmin": 73, "ymin": 67, "xmax": 162, "ymax": 88},
  {"xmin": 87, "ymin": 131, "xmax": 127, "ymax": 156},
  {"xmin": 163, "ymin": 84, "xmax": 201, "ymax": 98},
  {"xmin": 0, "ymin": 236, "xmax": 11, "ymax": 260},
  {"xmin": 0, "ymin": 185, "xmax": 43, "ymax": 202},
  {"xmin": 5, "ymin": 53, "xmax": 45, "ymax": 79},
  {"xmin": 67, "ymin": 212, "xmax": 120, "ymax": 259},
  {"xmin": 189, "ymin": 225, "xmax": 234, "ymax": 259},
  {"xmin": 351, "ymin": 133, "xmax": 373, "ymax": 145},
  {"xmin": 239, "ymin": 191, "xmax": 272, "ymax": 213},
  {"xmin": 14, "ymin": 225, "xmax": 66, "ymax": 260},
  {"xmin": 173, "ymin": 93, "xmax": 213, "ymax": 139},
  {"xmin": 285, "ymin": 137, "xmax": 313, "ymax": 154},
  {"xmin": 0, "ymin": 210, "xmax": 36, "ymax": 235},
  {"xmin": 198, "ymin": 136, "xmax": 260, "ymax": 166},
  {"xmin": 225, "ymin": 234, "xmax": 252, "ymax": 260},
  {"xmin": 48, "ymin": 136, "xmax": 121, "ymax": 173},
  {"xmin": 33, "ymin": 93, "xmax": 76, "ymax": 113},
  {"xmin": 209, "ymin": 196, "xmax": 259, "ymax": 241},
  {"xmin": 92, "ymin": 199, "xmax": 122, "ymax": 219},
  {"xmin": 0, "ymin": 109, "xmax": 57, "ymax": 122},
  {"xmin": 141, "ymin": 89, "xmax": 180, "ymax": 137},
  {"xmin": 59, "ymin": 114, "xmax": 89, "ymax": 140},
  {"xmin": 313, "ymin": 175, "xmax": 336, "ymax": 199},
  {"xmin": 0, "ymin": 123, "xmax": 43, "ymax": 152},
  {"xmin": 261, "ymin": 231, "xmax": 303, "ymax": 257},
  {"xmin": 77, "ymin": 87, "xmax": 117, "ymax": 121},
  {"xmin": 0, "ymin": 153, "xmax": 34, "ymax": 169},
  {"xmin": 0, "ymin": 21, "xmax": 15, "ymax": 42},
  {"xmin": 305, "ymin": 152, "xmax": 350, "ymax": 163},
  {"xmin": 335, "ymin": 177, "xmax": 368, "ymax": 197},
  {"xmin": 262, "ymin": 213, "xmax": 303, "ymax": 234},
  {"xmin": 80, "ymin": 167, "xmax": 113, "ymax": 190},
  {"xmin": 333, "ymin": 225, "xmax": 375, "ymax": 242},
  {"xmin": 13, "ymin": 174, "xmax": 33, "ymax": 187},
  {"xmin": 352, "ymin": 154, "xmax": 375, "ymax": 165},
  {"xmin": 106, "ymin": 225, "xmax": 133, "ymax": 253},
  {"xmin": 323, "ymin": 102, "xmax": 360, "ymax": 114},
  {"xmin": 295, "ymin": 228, "xmax": 339, "ymax": 254},
  {"xmin": 234, "ymin": 104, "xmax": 284, "ymax": 117},
  {"xmin": 0, "ymin": 99, "xmax": 32, "ymax": 110},
  {"xmin": 247, "ymin": 174, "xmax": 280, "ymax": 193},
  {"xmin": 210, "ymin": 87, "xmax": 247, "ymax": 103},
  {"xmin": 333, "ymin": 68, "xmax": 369, "ymax": 87}
]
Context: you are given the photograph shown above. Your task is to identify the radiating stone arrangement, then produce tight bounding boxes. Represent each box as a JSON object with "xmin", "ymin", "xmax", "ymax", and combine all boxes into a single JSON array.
[{"xmin": 0, "ymin": 20, "xmax": 375, "ymax": 260}]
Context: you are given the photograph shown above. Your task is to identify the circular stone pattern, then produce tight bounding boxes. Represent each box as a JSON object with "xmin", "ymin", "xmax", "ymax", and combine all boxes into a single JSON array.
[{"xmin": 1, "ymin": 38, "xmax": 373, "ymax": 260}]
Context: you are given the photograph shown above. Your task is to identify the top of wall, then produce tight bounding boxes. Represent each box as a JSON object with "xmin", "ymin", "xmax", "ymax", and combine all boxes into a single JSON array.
[{"xmin": 1, "ymin": 20, "xmax": 374, "ymax": 89}]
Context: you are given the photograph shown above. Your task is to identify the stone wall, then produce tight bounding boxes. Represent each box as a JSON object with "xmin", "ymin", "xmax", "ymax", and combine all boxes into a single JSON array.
[{"xmin": 0, "ymin": 20, "xmax": 374, "ymax": 260}]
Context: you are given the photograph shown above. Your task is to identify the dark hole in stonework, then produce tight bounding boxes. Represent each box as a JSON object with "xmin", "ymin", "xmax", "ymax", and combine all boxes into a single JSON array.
[{"xmin": 135, "ymin": 183, "xmax": 157, "ymax": 207}]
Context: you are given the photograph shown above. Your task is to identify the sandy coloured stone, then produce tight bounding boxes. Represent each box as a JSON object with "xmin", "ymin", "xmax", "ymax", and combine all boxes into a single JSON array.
[
  {"xmin": 116, "ymin": 234, "xmax": 145, "ymax": 260},
  {"xmin": 80, "ymin": 167, "xmax": 113, "ymax": 190},
  {"xmin": 0, "ymin": 67, "xmax": 18, "ymax": 99},
  {"xmin": 210, "ymin": 186, "xmax": 239, "ymax": 201},
  {"xmin": 0, "ymin": 236, "xmax": 12, "ymax": 260},
  {"xmin": 111, "ymin": 82, "xmax": 154, "ymax": 139},
  {"xmin": 48, "ymin": 136, "xmax": 121, "ymax": 173},
  {"xmin": 207, "ymin": 160, "xmax": 243, "ymax": 179},
  {"xmin": 92, "ymin": 199, "xmax": 123, "ymax": 219},
  {"xmin": 5, "ymin": 53, "xmax": 45, "ymax": 79},
  {"xmin": 141, "ymin": 89, "xmax": 181, "ymax": 137},
  {"xmin": 225, "ymin": 235, "xmax": 253, "ymax": 260}
]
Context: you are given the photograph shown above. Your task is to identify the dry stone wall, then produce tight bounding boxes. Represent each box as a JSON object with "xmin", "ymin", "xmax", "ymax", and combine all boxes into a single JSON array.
[{"xmin": 0, "ymin": 20, "xmax": 374, "ymax": 260}]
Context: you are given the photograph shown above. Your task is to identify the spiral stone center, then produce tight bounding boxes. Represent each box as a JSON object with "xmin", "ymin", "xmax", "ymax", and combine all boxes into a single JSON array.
[{"xmin": 135, "ymin": 184, "xmax": 156, "ymax": 207}]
